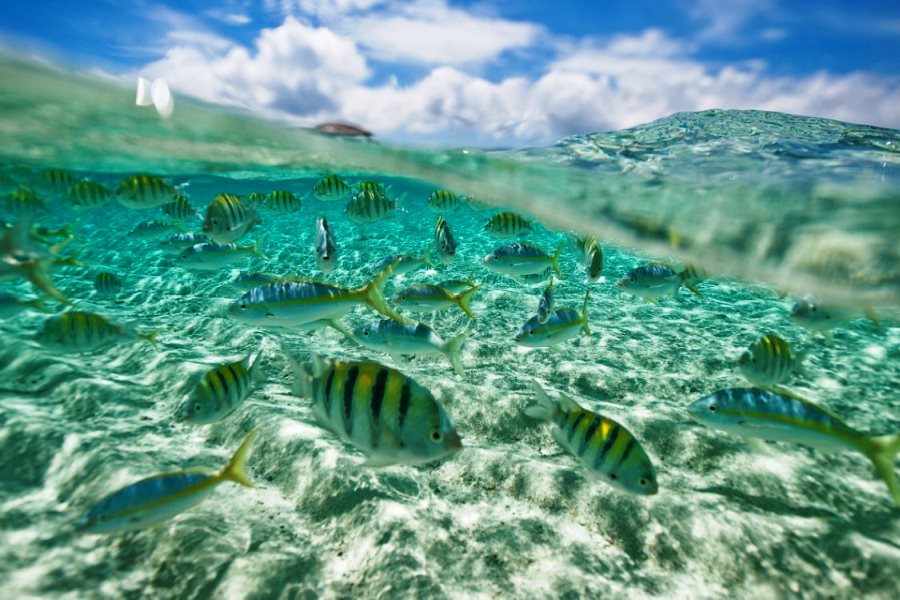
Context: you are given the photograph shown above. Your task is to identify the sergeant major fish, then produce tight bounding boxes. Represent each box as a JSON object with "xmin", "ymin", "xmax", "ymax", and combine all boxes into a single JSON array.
[
  {"xmin": 426, "ymin": 189, "xmax": 461, "ymax": 213},
  {"xmin": 288, "ymin": 355, "xmax": 462, "ymax": 467},
  {"xmin": 130, "ymin": 220, "xmax": 183, "ymax": 240},
  {"xmin": 527, "ymin": 382, "xmax": 658, "ymax": 495},
  {"xmin": 36, "ymin": 310, "xmax": 158, "ymax": 353},
  {"xmin": 688, "ymin": 388, "xmax": 900, "ymax": 506},
  {"xmin": 482, "ymin": 242, "xmax": 563, "ymax": 283},
  {"xmin": 94, "ymin": 271, "xmax": 123, "ymax": 297},
  {"xmin": 393, "ymin": 283, "xmax": 479, "ymax": 319},
  {"xmin": 76, "ymin": 430, "xmax": 256, "ymax": 534},
  {"xmin": 266, "ymin": 190, "xmax": 300, "ymax": 213},
  {"xmin": 161, "ymin": 195, "xmax": 197, "ymax": 221},
  {"xmin": 568, "ymin": 233, "xmax": 603, "ymax": 282},
  {"xmin": 67, "ymin": 181, "xmax": 112, "ymax": 210},
  {"xmin": 203, "ymin": 193, "xmax": 260, "ymax": 244},
  {"xmin": 312, "ymin": 174, "xmax": 351, "ymax": 201},
  {"xmin": 516, "ymin": 290, "xmax": 591, "ymax": 348},
  {"xmin": 180, "ymin": 353, "xmax": 263, "ymax": 424},
  {"xmin": 484, "ymin": 212, "xmax": 533, "ymax": 238},
  {"xmin": 345, "ymin": 183, "xmax": 398, "ymax": 223},
  {"xmin": 116, "ymin": 174, "xmax": 177, "ymax": 209},
  {"xmin": 434, "ymin": 215, "xmax": 457, "ymax": 265},
  {"xmin": 738, "ymin": 334, "xmax": 802, "ymax": 388},
  {"xmin": 353, "ymin": 319, "xmax": 468, "ymax": 376},
  {"xmin": 315, "ymin": 215, "xmax": 338, "ymax": 274}
]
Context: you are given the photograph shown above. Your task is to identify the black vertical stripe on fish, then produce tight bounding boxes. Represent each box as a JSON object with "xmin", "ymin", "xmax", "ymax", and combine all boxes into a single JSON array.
[
  {"xmin": 370, "ymin": 368, "xmax": 389, "ymax": 427},
  {"xmin": 343, "ymin": 366, "xmax": 359, "ymax": 436},
  {"xmin": 616, "ymin": 438, "xmax": 636, "ymax": 469},
  {"xmin": 594, "ymin": 424, "xmax": 621, "ymax": 468},
  {"xmin": 398, "ymin": 380, "xmax": 411, "ymax": 429},
  {"xmin": 323, "ymin": 367, "xmax": 336, "ymax": 417},
  {"xmin": 567, "ymin": 412, "xmax": 586, "ymax": 443},
  {"xmin": 579, "ymin": 417, "xmax": 600, "ymax": 456},
  {"xmin": 225, "ymin": 363, "xmax": 242, "ymax": 403}
]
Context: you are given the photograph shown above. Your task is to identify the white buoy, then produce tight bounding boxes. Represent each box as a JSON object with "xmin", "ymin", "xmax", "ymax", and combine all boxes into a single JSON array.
[
  {"xmin": 135, "ymin": 77, "xmax": 153, "ymax": 106},
  {"xmin": 150, "ymin": 78, "xmax": 174, "ymax": 118}
]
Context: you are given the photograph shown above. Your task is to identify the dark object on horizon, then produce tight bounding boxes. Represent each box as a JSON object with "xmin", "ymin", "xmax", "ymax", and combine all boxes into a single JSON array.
[{"xmin": 313, "ymin": 122, "xmax": 374, "ymax": 138}]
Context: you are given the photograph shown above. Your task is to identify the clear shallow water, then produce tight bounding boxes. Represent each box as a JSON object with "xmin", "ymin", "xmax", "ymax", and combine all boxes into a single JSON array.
[{"xmin": 0, "ymin": 55, "xmax": 899, "ymax": 599}]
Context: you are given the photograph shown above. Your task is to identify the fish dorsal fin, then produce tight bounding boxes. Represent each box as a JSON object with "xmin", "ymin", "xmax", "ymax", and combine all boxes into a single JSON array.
[
  {"xmin": 310, "ymin": 354, "xmax": 328, "ymax": 378},
  {"xmin": 558, "ymin": 392, "xmax": 584, "ymax": 414}
]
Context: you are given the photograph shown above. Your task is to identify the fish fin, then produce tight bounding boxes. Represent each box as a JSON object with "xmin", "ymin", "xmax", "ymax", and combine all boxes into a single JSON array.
[
  {"xmin": 219, "ymin": 430, "xmax": 257, "ymax": 488},
  {"xmin": 465, "ymin": 271, "xmax": 477, "ymax": 288},
  {"xmin": 643, "ymin": 297, "xmax": 658, "ymax": 305},
  {"xmin": 325, "ymin": 319, "xmax": 352, "ymax": 338},
  {"xmin": 360, "ymin": 260, "xmax": 410, "ymax": 323},
  {"xmin": 550, "ymin": 242, "xmax": 564, "ymax": 277},
  {"xmin": 581, "ymin": 290, "xmax": 592, "ymax": 336},
  {"xmin": 138, "ymin": 329, "xmax": 160, "ymax": 351},
  {"xmin": 54, "ymin": 251, "xmax": 88, "ymax": 269},
  {"xmin": 362, "ymin": 455, "xmax": 398, "ymax": 468},
  {"xmin": 455, "ymin": 285, "xmax": 480, "ymax": 320},
  {"xmin": 443, "ymin": 332, "xmax": 468, "ymax": 377},
  {"xmin": 26, "ymin": 297, "xmax": 53, "ymax": 313},
  {"xmin": 251, "ymin": 233, "xmax": 268, "ymax": 260},
  {"xmin": 557, "ymin": 392, "xmax": 584, "ymax": 413},
  {"xmin": 525, "ymin": 380, "xmax": 559, "ymax": 421},
  {"xmin": 864, "ymin": 434, "xmax": 900, "ymax": 507},
  {"xmin": 422, "ymin": 243, "xmax": 436, "ymax": 269},
  {"xmin": 248, "ymin": 351, "xmax": 265, "ymax": 383}
]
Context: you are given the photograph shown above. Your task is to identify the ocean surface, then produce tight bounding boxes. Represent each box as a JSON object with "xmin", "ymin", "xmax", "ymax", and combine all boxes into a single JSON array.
[{"xmin": 1, "ymin": 54, "xmax": 899, "ymax": 599}]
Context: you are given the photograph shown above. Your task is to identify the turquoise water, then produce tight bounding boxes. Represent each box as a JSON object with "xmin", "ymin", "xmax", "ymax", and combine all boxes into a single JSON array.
[{"xmin": 1, "ymin": 54, "xmax": 899, "ymax": 598}]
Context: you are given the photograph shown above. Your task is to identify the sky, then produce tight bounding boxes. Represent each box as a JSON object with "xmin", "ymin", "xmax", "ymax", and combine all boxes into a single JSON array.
[{"xmin": 2, "ymin": 0, "xmax": 899, "ymax": 147}]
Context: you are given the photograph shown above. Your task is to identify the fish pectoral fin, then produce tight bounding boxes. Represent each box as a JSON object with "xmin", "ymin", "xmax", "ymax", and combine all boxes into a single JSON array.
[{"xmin": 361, "ymin": 455, "xmax": 399, "ymax": 468}]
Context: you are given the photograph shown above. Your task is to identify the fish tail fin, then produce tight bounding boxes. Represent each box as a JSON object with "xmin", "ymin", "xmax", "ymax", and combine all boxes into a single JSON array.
[
  {"xmin": 55, "ymin": 251, "xmax": 87, "ymax": 269},
  {"xmin": 360, "ymin": 261, "xmax": 409, "ymax": 322},
  {"xmin": 865, "ymin": 434, "xmax": 900, "ymax": 507},
  {"xmin": 220, "ymin": 430, "xmax": 257, "ymax": 488},
  {"xmin": 551, "ymin": 242, "xmax": 564, "ymax": 277},
  {"xmin": 465, "ymin": 271, "xmax": 477, "ymax": 288},
  {"xmin": 525, "ymin": 380, "xmax": 559, "ymax": 421},
  {"xmin": 455, "ymin": 285, "xmax": 480, "ymax": 320},
  {"xmin": 251, "ymin": 233, "xmax": 269, "ymax": 260},
  {"xmin": 422, "ymin": 243, "xmax": 436, "ymax": 269},
  {"xmin": 443, "ymin": 332, "xmax": 468, "ymax": 377},
  {"xmin": 22, "ymin": 261, "xmax": 71, "ymax": 305},
  {"xmin": 581, "ymin": 290, "xmax": 592, "ymax": 336},
  {"xmin": 138, "ymin": 329, "xmax": 160, "ymax": 351},
  {"xmin": 680, "ymin": 264, "xmax": 704, "ymax": 296},
  {"xmin": 325, "ymin": 319, "xmax": 351, "ymax": 338}
]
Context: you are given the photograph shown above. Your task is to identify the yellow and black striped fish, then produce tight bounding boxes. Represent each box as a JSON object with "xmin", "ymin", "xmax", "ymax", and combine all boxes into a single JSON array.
[
  {"xmin": 246, "ymin": 192, "xmax": 268, "ymax": 205},
  {"xmin": 311, "ymin": 175, "xmax": 351, "ymax": 201},
  {"xmin": 345, "ymin": 185, "xmax": 397, "ymax": 224},
  {"xmin": 202, "ymin": 193, "xmax": 259, "ymax": 244},
  {"xmin": 162, "ymin": 194, "xmax": 197, "ymax": 221},
  {"xmin": 5, "ymin": 189, "xmax": 46, "ymax": 217},
  {"xmin": 94, "ymin": 271, "xmax": 123, "ymax": 297},
  {"xmin": 426, "ymin": 189, "xmax": 461, "ymax": 213},
  {"xmin": 738, "ymin": 334, "xmax": 801, "ymax": 388},
  {"xmin": 266, "ymin": 190, "xmax": 300, "ymax": 213},
  {"xmin": 180, "ymin": 353, "xmax": 262, "ymax": 424},
  {"xmin": 289, "ymin": 355, "xmax": 462, "ymax": 466},
  {"xmin": 484, "ymin": 211, "xmax": 533, "ymax": 238},
  {"xmin": 36, "ymin": 168, "xmax": 75, "ymax": 196},
  {"xmin": 527, "ymin": 382, "xmax": 658, "ymax": 495},
  {"xmin": 68, "ymin": 181, "xmax": 111, "ymax": 210},
  {"xmin": 116, "ymin": 174, "xmax": 176, "ymax": 209},
  {"xmin": 36, "ymin": 311, "xmax": 158, "ymax": 353}
]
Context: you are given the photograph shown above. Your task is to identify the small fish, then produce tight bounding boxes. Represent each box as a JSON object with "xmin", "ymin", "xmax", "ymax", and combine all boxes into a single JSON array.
[
  {"xmin": 180, "ymin": 353, "xmax": 263, "ymax": 424},
  {"xmin": 177, "ymin": 238, "xmax": 266, "ymax": 270},
  {"xmin": 116, "ymin": 174, "xmax": 177, "ymax": 209},
  {"xmin": 35, "ymin": 168, "xmax": 75, "ymax": 196},
  {"xmin": 130, "ymin": 220, "xmax": 183, "ymax": 240},
  {"xmin": 94, "ymin": 271, "xmax": 123, "ymax": 297},
  {"xmin": 537, "ymin": 279, "xmax": 554, "ymax": 324},
  {"xmin": 482, "ymin": 242, "xmax": 563, "ymax": 282},
  {"xmin": 159, "ymin": 232, "xmax": 210, "ymax": 254},
  {"xmin": 77, "ymin": 430, "xmax": 256, "ymax": 534},
  {"xmin": 484, "ymin": 212, "xmax": 533, "ymax": 238},
  {"xmin": 687, "ymin": 388, "xmax": 900, "ymax": 506},
  {"xmin": 67, "ymin": 181, "xmax": 112, "ymax": 210},
  {"xmin": 426, "ymin": 189, "xmax": 461, "ymax": 213},
  {"xmin": 434, "ymin": 216, "xmax": 457, "ymax": 265},
  {"xmin": 435, "ymin": 275, "xmax": 477, "ymax": 294},
  {"xmin": 288, "ymin": 355, "xmax": 462, "ymax": 466},
  {"xmin": 36, "ymin": 310, "xmax": 158, "ymax": 353},
  {"xmin": 568, "ymin": 233, "xmax": 603, "ymax": 282},
  {"xmin": 789, "ymin": 294, "xmax": 877, "ymax": 335},
  {"xmin": 311, "ymin": 175, "xmax": 351, "ymax": 201},
  {"xmin": 353, "ymin": 319, "xmax": 468, "ymax": 376},
  {"xmin": 202, "ymin": 193, "xmax": 260, "ymax": 244},
  {"xmin": 315, "ymin": 215, "xmax": 338, "ymax": 274},
  {"xmin": 346, "ymin": 183, "xmax": 398, "ymax": 223},
  {"xmin": 393, "ymin": 284, "xmax": 479, "ymax": 319},
  {"xmin": 616, "ymin": 263, "xmax": 701, "ymax": 303},
  {"xmin": 0, "ymin": 292, "xmax": 50, "ymax": 317},
  {"xmin": 516, "ymin": 290, "xmax": 591, "ymax": 347},
  {"xmin": 229, "ymin": 261, "xmax": 406, "ymax": 328},
  {"xmin": 526, "ymin": 382, "xmax": 658, "ymax": 495},
  {"xmin": 738, "ymin": 334, "xmax": 802, "ymax": 388},
  {"xmin": 162, "ymin": 195, "xmax": 197, "ymax": 221},
  {"xmin": 266, "ymin": 190, "xmax": 300, "ymax": 213},
  {"xmin": 246, "ymin": 192, "xmax": 268, "ymax": 206},
  {"xmin": 6, "ymin": 189, "xmax": 46, "ymax": 217},
  {"xmin": 372, "ymin": 249, "xmax": 434, "ymax": 274}
]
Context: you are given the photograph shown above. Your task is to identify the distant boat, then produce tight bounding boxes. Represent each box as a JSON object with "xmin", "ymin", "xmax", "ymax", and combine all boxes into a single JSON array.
[{"xmin": 313, "ymin": 121, "xmax": 373, "ymax": 138}]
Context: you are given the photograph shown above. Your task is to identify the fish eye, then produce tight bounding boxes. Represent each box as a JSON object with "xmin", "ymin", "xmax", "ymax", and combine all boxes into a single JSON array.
[
  {"xmin": 639, "ymin": 478, "xmax": 647, "ymax": 486},
  {"xmin": 630, "ymin": 277, "xmax": 635, "ymax": 282},
  {"xmin": 430, "ymin": 430, "xmax": 443, "ymax": 442},
  {"xmin": 193, "ymin": 404, "xmax": 202, "ymax": 412},
  {"xmin": 708, "ymin": 405, "xmax": 718, "ymax": 412},
  {"xmin": 529, "ymin": 329, "xmax": 535, "ymax": 335},
  {"xmin": 240, "ymin": 303, "xmax": 246, "ymax": 309},
  {"xmin": 609, "ymin": 473, "xmax": 617, "ymax": 480},
  {"xmin": 212, "ymin": 219, "xmax": 218, "ymax": 225},
  {"xmin": 363, "ymin": 330, "xmax": 369, "ymax": 336}
]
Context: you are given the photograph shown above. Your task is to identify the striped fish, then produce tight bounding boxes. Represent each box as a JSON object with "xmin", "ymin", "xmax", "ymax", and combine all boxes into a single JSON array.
[
  {"xmin": 688, "ymin": 388, "xmax": 900, "ymax": 506},
  {"xmin": 180, "ymin": 353, "xmax": 262, "ymax": 424},
  {"xmin": 116, "ymin": 174, "xmax": 177, "ymax": 209},
  {"xmin": 228, "ymin": 261, "xmax": 407, "ymax": 328},
  {"xmin": 35, "ymin": 168, "xmax": 74, "ymax": 196},
  {"xmin": 516, "ymin": 290, "xmax": 591, "ymax": 347},
  {"xmin": 537, "ymin": 278, "xmax": 554, "ymax": 324},
  {"xmin": 177, "ymin": 237, "xmax": 266, "ymax": 270},
  {"xmin": 202, "ymin": 193, "xmax": 260, "ymax": 244},
  {"xmin": 435, "ymin": 276, "xmax": 477, "ymax": 295},
  {"xmin": 315, "ymin": 215, "xmax": 338, "ymax": 274},
  {"xmin": 68, "ymin": 181, "xmax": 112, "ymax": 210},
  {"xmin": 352, "ymin": 318, "xmax": 468, "ymax": 376},
  {"xmin": 94, "ymin": 271, "xmax": 123, "ymax": 297},
  {"xmin": 130, "ymin": 220, "xmax": 183, "ymax": 240},
  {"xmin": 484, "ymin": 212, "xmax": 532, "ymax": 238},
  {"xmin": 738, "ymin": 334, "xmax": 801, "ymax": 388},
  {"xmin": 77, "ymin": 430, "xmax": 256, "ymax": 534},
  {"xmin": 434, "ymin": 215, "xmax": 457, "ymax": 265},
  {"xmin": 527, "ymin": 382, "xmax": 658, "ymax": 495},
  {"xmin": 246, "ymin": 192, "xmax": 268, "ymax": 206},
  {"xmin": 159, "ymin": 232, "xmax": 209, "ymax": 254},
  {"xmin": 312, "ymin": 175, "xmax": 351, "ymax": 201},
  {"xmin": 266, "ymin": 190, "xmax": 300, "ymax": 213},
  {"xmin": 568, "ymin": 233, "xmax": 603, "ymax": 282},
  {"xmin": 36, "ymin": 310, "xmax": 158, "ymax": 353},
  {"xmin": 289, "ymin": 356, "xmax": 462, "ymax": 466},
  {"xmin": 616, "ymin": 263, "xmax": 701, "ymax": 303},
  {"xmin": 5, "ymin": 189, "xmax": 46, "ymax": 217},
  {"xmin": 393, "ymin": 283, "xmax": 479, "ymax": 319},
  {"xmin": 482, "ymin": 242, "xmax": 563, "ymax": 282},
  {"xmin": 426, "ymin": 189, "xmax": 461, "ymax": 213},
  {"xmin": 162, "ymin": 194, "xmax": 197, "ymax": 221},
  {"xmin": 345, "ymin": 184, "xmax": 398, "ymax": 223},
  {"xmin": 372, "ymin": 248, "xmax": 433, "ymax": 274}
]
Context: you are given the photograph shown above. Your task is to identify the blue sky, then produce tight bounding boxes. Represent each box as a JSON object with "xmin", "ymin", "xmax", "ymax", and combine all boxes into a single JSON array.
[{"xmin": 3, "ymin": 0, "xmax": 899, "ymax": 146}]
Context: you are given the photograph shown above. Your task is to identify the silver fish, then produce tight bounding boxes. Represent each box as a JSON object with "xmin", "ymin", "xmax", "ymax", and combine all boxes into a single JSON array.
[
  {"xmin": 353, "ymin": 318, "xmax": 468, "ymax": 376},
  {"xmin": 434, "ymin": 215, "xmax": 457, "ymax": 265},
  {"xmin": 315, "ymin": 215, "xmax": 338, "ymax": 274}
]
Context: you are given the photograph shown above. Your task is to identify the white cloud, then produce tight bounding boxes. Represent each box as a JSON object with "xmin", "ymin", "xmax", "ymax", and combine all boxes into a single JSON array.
[{"xmin": 688, "ymin": 0, "xmax": 776, "ymax": 43}]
